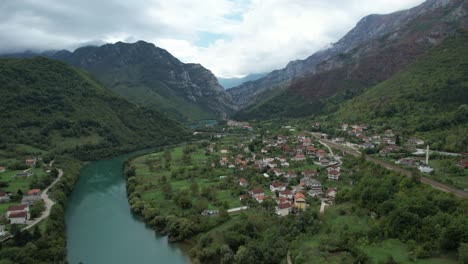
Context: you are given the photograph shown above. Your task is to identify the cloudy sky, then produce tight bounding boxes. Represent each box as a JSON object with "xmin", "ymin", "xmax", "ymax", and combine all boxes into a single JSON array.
[{"xmin": 0, "ymin": 0, "xmax": 424, "ymax": 77}]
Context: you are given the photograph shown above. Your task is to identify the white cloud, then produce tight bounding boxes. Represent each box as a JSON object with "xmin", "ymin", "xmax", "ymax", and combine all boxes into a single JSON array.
[{"xmin": 0, "ymin": 0, "xmax": 425, "ymax": 77}]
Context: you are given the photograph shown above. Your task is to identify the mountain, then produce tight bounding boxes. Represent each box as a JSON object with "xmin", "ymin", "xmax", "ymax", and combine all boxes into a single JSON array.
[
  {"xmin": 233, "ymin": 0, "xmax": 467, "ymax": 120},
  {"xmin": 0, "ymin": 57, "xmax": 189, "ymax": 159},
  {"xmin": 331, "ymin": 32, "xmax": 468, "ymax": 152},
  {"xmin": 218, "ymin": 73, "xmax": 267, "ymax": 89},
  {"xmin": 49, "ymin": 41, "xmax": 234, "ymax": 123}
]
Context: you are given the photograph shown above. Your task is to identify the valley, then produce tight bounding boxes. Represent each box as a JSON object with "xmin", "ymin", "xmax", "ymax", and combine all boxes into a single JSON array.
[{"xmin": 0, "ymin": 0, "xmax": 466, "ymax": 263}]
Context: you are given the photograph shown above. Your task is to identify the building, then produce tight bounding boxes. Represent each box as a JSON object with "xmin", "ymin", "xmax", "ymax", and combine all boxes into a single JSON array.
[
  {"xmin": 6, "ymin": 204, "xmax": 29, "ymax": 224},
  {"xmin": 21, "ymin": 195, "xmax": 41, "ymax": 206},
  {"xmin": 328, "ymin": 170, "xmax": 341, "ymax": 180},
  {"xmin": 0, "ymin": 191, "xmax": 10, "ymax": 203},
  {"xmin": 239, "ymin": 178, "xmax": 249, "ymax": 187},
  {"xmin": 303, "ymin": 170, "xmax": 317, "ymax": 178},
  {"xmin": 0, "ymin": 167, "xmax": 5, "ymax": 173},
  {"xmin": 275, "ymin": 202, "xmax": 292, "ymax": 216},
  {"xmin": 27, "ymin": 189, "xmax": 41, "ymax": 196},
  {"xmin": 292, "ymin": 153, "xmax": 305, "ymax": 161},
  {"xmin": 250, "ymin": 188, "xmax": 264, "ymax": 198},
  {"xmin": 327, "ymin": 188, "xmax": 337, "ymax": 200},
  {"xmin": 270, "ymin": 181, "xmax": 286, "ymax": 192},
  {"xmin": 294, "ymin": 193, "xmax": 306, "ymax": 210},
  {"xmin": 279, "ymin": 190, "xmax": 293, "ymax": 199},
  {"xmin": 26, "ymin": 158, "xmax": 37, "ymax": 167},
  {"xmin": 307, "ymin": 179, "xmax": 322, "ymax": 197}
]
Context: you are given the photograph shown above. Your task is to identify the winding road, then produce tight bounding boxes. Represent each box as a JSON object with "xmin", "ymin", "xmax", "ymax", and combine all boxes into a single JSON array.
[
  {"xmin": 311, "ymin": 133, "xmax": 468, "ymax": 199},
  {"xmin": 22, "ymin": 168, "xmax": 64, "ymax": 231}
]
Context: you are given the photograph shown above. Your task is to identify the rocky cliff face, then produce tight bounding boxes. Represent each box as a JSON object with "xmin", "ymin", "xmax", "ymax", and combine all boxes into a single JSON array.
[
  {"xmin": 233, "ymin": 0, "xmax": 467, "ymax": 120},
  {"xmin": 51, "ymin": 41, "xmax": 234, "ymax": 122},
  {"xmin": 228, "ymin": 0, "xmax": 459, "ymax": 110}
]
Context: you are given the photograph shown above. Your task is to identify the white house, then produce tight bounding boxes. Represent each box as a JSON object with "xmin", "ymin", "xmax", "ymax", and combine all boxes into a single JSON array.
[
  {"xmin": 270, "ymin": 181, "xmax": 286, "ymax": 192},
  {"xmin": 6, "ymin": 204, "xmax": 29, "ymax": 224},
  {"xmin": 275, "ymin": 202, "xmax": 292, "ymax": 216}
]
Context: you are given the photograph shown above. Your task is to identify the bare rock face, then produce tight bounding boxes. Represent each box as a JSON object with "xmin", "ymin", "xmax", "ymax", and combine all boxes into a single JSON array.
[
  {"xmin": 52, "ymin": 41, "xmax": 234, "ymax": 122},
  {"xmin": 228, "ymin": 0, "xmax": 459, "ymax": 110}
]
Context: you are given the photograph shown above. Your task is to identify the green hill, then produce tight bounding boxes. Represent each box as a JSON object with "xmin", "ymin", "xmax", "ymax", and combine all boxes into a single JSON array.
[
  {"xmin": 0, "ymin": 57, "xmax": 189, "ymax": 160},
  {"xmin": 331, "ymin": 33, "xmax": 468, "ymax": 152}
]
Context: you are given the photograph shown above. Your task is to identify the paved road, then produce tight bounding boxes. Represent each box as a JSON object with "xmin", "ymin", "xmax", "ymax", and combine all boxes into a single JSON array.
[
  {"xmin": 22, "ymin": 168, "xmax": 64, "ymax": 231},
  {"xmin": 311, "ymin": 134, "xmax": 468, "ymax": 199}
]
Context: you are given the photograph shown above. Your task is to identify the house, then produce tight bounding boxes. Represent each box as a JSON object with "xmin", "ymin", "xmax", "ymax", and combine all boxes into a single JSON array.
[
  {"xmin": 270, "ymin": 181, "xmax": 286, "ymax": 192},
  {"xmin": 418, "ymin": 163, "xmax": 434, "ymax": 173},
  {"xmin": 25, "ymin": 158, "xmax": 37, "ymax": 167},
  {"xmin": 220, "ymin": 149, "xmax": 229, "ymax": 154},
  {"xmin": 303, "ymin": 138, "xmax": 312, "ymax": 146},
  {"xmin": 279, "ymin": 190, "xmax": 294, "ymax": 200},
  {"xmin": 272, "ymin": 168, "xmax": 284, "ymax": 177},
  {"xmin": 294, "ymin": 193, "xmax": 307, "ymax": 210},
  {"xmin": 275, "ymin": 202, "xmax": 292, "ymax": 216},
  {"xmin": 239, "ymin": 178, "xmax": 249, "ymax": 187},
  {"xmin": 385, "ymin": 129, "xmax": 394, "ymax": 137},
  {"xmin": 328, "ymin": 170, "xmax": 341, "ymax": 180},
  {"xmin": 316, "ymin": 149, "xmax": 326, "ymax": 158},
  {"xmin": 341, "ymin": 124, "xmax": 349, "ymax": 131},
  {"xmin": 303, "ymin": 170, "xmax": 317, "ymax": 178},
  {"xmin": 0, "ymin": 225, "xmax": 5, "ymax": 236},
  {"xmin": 319, "ymin": 159, "xmax": 330, "ymax": 166},
  {"xmin": 15, "ymin": 171, "xmax": 33, "ymax": 177},
  {"xmin": 255, "ymin": 195, "xmax": 265, "ymax": 203},
  {"xmin": 6, "ymin": 204, "xmax": 29, "ymax": 224},
  {"xmin": 408, "ymin": 138, "xmax": 424, "ymax": 146},
  {"xmin": 301, "ymin": 178, "xmax": 322, "ymax": 189},
  {"xmin": 0, "ymin": 191, "xmax": 10, "ymax": 203},
  {"xmin": 239, "ymin": 194, "xmax": 250, "ymax": 201},
  {"xmin": 27, "ymin": 189, "xmax": 41, "ymax": 196},
  {"xmin": 285, "ymin": 170, "xmax": 297, "ymax": 179},
  {"xmin": 219, "ymin": 157, "xmax": 229, "ymax": 166},
  {"xmin": 327, "ymin": 188, "xmax": 337, "ymax": 200},
  {"xmin": 0, "ymin": 167, "xmax": 5, "ymax": 173},
  {"xmin": 21, "ymin": 195, "xmax": 41, "ymax": 206},
  {"xmin": 457, "ymin": 159, "xmax": 468, "ymax": 169},
  {"xmin": 380, "ymin": 145, "xmax": 400, "ymax": 155},
  {"xmin": 250, "ymin": 188, "xmax": 264, "ymax": 198},
  {"xmin": 292, "ymin": 153, "xmax": 305, "ymax": 161}
]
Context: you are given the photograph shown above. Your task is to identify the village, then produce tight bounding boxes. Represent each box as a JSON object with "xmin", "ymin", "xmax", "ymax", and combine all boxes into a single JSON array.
[
  {"xmin": 0, "ymin": 157, "xmax": 59, "ymax": 238},
  {"xmin": 197, "ymin": 122, "xmax": 352, "ymax": 217},
  {"xmin": 322, "ymin": 123, "xmax": 468, "ymax": 190}
]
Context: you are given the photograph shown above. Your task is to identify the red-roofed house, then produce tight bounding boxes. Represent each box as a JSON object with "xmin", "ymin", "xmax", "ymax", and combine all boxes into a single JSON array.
[
  {"xmin": 25, "ymin": 158, "xmax": 37, "ymax": 167},
  {"xmin": 6, "ymin": 204, "xmax": 29, "ymax": 224},
  {"xmin": 303, "ymin": 170, "xmax": 317, "ymax": 178},
  {"xmin": 458, "ymin": 159, "xmax": 468, "ymax": 169},
  {"xmin": 294, "ymin": 193, "xmax": 306, "ymax": 210},
  {"xmin": 27, "ymin": 189, "xmax": 41, "ymax": 196},
  {"xmin": 0, "ymin": 166, "xmax": 5, "ymax": 173},
  {"xmin": 292, "ymin": 153, "xmax": 305, "ymax": 161}
]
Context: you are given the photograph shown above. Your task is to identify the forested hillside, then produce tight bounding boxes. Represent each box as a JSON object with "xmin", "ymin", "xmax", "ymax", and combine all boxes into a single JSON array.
[{"xmin": 0, "ymin": 57, "xmax": 189, "ymax": 160}]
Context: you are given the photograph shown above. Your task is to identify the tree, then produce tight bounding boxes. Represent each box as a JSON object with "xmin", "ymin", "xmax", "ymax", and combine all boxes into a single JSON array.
[
  {"xmin": 458, "ymin": 243, "xmax": 468, "ymax": 264},
  {"xmin": 30, "ymin": 200, "xmax": 46, "ymax": 218}
]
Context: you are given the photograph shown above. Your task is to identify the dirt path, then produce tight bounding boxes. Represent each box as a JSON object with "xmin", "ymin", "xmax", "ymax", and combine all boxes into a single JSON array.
[
  {"xmin": 312, "ymin": 135, "xmax": 468, "ymax": 199},
  {"xmin": 22, "ymin": 168, "xmax": 64, "ymax": 231}
]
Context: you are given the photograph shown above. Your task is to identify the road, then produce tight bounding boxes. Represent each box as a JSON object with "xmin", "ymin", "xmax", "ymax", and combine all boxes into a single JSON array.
[
  {"xmin": 311, "ymin": 134, "xmax": 468, "ymax": 199},
  {"xmin": 227, "ymin": 206, "xmax": 248, "ymax": 213},
  {"xmin": 22, "ymin": 168, "xmax": 64, "ymax": 231}
]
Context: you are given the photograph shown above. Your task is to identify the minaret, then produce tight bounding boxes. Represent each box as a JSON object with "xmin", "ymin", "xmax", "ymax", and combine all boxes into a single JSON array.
[{"xmin": 426, "ymin": 145, "xmax": 429, "ymax": 165}]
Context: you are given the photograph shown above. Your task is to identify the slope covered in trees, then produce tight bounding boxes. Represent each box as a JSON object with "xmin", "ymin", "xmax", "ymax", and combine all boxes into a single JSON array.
[{"xmin": 0, "ymin": 57, "xmax": 189, "ymax": 160}]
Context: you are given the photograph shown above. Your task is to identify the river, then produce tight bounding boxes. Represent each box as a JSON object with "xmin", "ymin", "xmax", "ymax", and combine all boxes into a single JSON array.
[{"xmin": 65, "ymin": 152, "xmax": 189, "ymax": 264}]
